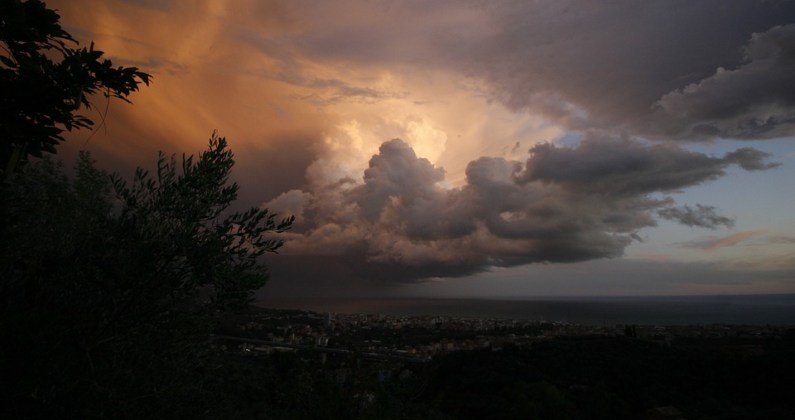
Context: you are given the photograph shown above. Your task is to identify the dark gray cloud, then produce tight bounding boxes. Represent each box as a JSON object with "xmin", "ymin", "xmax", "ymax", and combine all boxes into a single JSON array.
[
  {"xmin": 515, "ymin": 134, "xmax": 778, "ymax": 196},
  {"xmin": 264, "ymin": 137, "xmax": 778, "ymax": 283},
  {"xmin": 724, "ymin": 148, "xmax": 783, "ymax": 170},
  {"xmin": 455, "ymin": 1, "xmax": 795, "ymax": 140},
  {"xmin": 657, "ymin": 205, "xmax": 735, "ymax": 229},
  {"xmin": 653, "ymin": 24, "xmax": 795, "ymax": 139}
]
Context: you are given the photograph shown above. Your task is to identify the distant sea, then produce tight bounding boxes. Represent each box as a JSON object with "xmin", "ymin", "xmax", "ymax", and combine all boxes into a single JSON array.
[{"xmin": 256, "ymin": 294, "xmax": 795, "ymax": 326}]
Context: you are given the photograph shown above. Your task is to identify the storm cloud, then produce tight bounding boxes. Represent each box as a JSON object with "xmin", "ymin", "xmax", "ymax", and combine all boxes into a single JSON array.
[
  {"xmin": 265, "ymin": 137, "xmax": 779, "ymax": 283},
  {"xmin": 46, "ymin": 0, "xmax": 795, "ymax": 294}
]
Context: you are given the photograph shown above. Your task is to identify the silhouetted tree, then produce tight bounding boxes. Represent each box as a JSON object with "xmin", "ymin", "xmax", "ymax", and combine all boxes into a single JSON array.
[
  {"xmin": 0, "ymin": 2, "xmax": 304, "ymax": 416},
  {"xmin": 0, "ymin": 135, "xmax": 293, "ymax": 417},
  {"xmin": 0, "ymin": 0, "xmax": 150, "ymax": 178}
]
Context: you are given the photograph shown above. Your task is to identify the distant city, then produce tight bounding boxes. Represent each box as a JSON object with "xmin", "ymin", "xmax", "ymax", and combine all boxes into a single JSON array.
[
  {"xmin": 202, "ymin": 306, "xmax": 795, "ymax": 418},
  {"xmin": 216, "ymin": 306, "xmax": 791, "ymax": 363},
  {"xmin": 256, "ymin": 294, "xmax": 795, "ymax": 326}
]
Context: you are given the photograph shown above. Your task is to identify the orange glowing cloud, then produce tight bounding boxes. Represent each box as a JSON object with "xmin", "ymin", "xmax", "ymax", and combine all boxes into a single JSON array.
[{"xmin": 49, "ymin": 0, "xmax": 560, "ymax": 209}]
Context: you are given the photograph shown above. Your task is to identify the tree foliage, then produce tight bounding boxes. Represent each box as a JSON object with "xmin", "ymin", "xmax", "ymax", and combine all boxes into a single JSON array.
[
  {"xmin": 0, "ymin": 134, "xmax": 293, "ymax": 417},
  {"xmin": 0, "ymin": 0, "xmax": 150, "ymax": 177},
  {"xmin": 0, "ymin": 2, "xmax": 300, "ymax": 416}
]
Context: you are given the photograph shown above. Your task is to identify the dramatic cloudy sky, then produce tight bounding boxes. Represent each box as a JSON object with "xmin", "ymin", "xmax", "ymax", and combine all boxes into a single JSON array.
[{"xmin": 51, "ymin": 0, "xmax": 795, "ymax": 297}]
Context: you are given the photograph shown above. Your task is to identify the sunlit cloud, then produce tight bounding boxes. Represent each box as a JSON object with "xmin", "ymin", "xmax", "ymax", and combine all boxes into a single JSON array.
[{"xmin": 47, "ymin": 0, "xmax": 795, "ymax": 294}]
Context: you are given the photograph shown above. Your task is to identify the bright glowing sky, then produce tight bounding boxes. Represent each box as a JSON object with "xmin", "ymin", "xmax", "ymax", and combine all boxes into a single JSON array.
[{"xmin": 51, "ymin": 0, "xmax": 795, "ymax": 297}]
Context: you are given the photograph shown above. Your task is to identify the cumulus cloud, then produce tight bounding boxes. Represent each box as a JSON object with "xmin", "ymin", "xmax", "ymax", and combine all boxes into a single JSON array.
[{"xmin": 265, "ymin": 137, "xmax": 779, "ymax": 283}]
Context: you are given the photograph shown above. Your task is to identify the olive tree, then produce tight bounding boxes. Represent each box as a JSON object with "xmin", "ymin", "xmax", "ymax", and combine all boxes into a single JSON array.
[{"xmin": 0, "ymin": 134, "xmax": 293, "ymax": 416}]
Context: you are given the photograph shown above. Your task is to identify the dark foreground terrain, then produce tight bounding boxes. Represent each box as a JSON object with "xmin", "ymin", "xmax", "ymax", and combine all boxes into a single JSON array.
[
  {"xmin": 200, "ymin": 309, "xmax": 795, "ymax": 419},
  {"xmin": 5, "ymin": 307, "xmax": 794, "ymax": 419},
  {"xmin": 197, "ymin": 339, "xmax": 795, "ymax": 419}
]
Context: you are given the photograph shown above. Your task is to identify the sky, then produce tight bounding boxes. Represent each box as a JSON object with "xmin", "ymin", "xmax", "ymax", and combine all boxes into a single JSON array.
[{"xmin": 50, "ymin": 0, "xmax": 795, "ymax": 297}]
